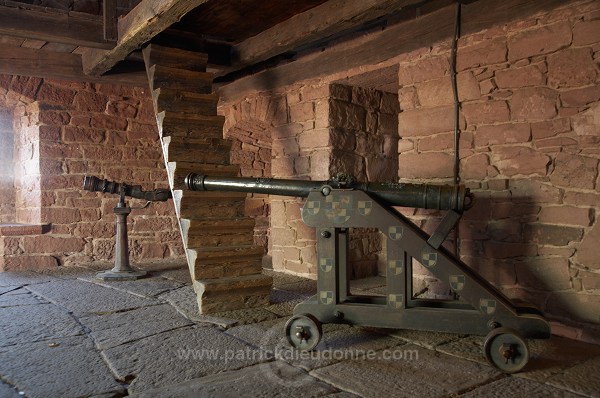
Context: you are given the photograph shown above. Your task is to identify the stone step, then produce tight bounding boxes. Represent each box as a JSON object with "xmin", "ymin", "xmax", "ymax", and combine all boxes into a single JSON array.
[
  {"xmin": 178, "ymin": 191, "xmax": 246, "ymax": 220},
  {"xmin": 158, "ymin": 113, "xmax": 225, "ymax": 139},
  {"xmin": 162, "ymin": 136, "xmax": 231, "ymax": 164},
  {"xmin": 143, "ymin": 44, "xmax": 208, "ymax": 72},
  {"xmin": 147, "ymin": 65, "xmax": 213, "ymax": 93},
  {"xmin": 188, "ymin": 246, "xmax": 264, "ymax": 279},
  {"xmin": 194, "ymin": 273, "xmax": 273, "ymax": 313},
  {"xmin": 153, "ymin": 88, "xmax": 218, "ymax": 115},
  {"xmin": 184, "ymin": 218, "xmax": 256, "ymax": 249}
]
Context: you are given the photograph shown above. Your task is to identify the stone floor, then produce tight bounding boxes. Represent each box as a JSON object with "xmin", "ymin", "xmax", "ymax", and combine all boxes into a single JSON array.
[{"xmin": 0, "ymin": 263, "xmax": 599, "ymax": 398}]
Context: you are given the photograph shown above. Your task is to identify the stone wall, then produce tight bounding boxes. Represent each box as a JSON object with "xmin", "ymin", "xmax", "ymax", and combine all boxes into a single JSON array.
[
  {"xmin": 218, "ymin": 0, "xmax": 600, "ymax": 339},
  {"xmin": 395, "ymin": 0, "xmax": 600, "ymax": 338},
  {"xmin": 0, "ymin": 75, "xmax": 184, "ymax": 270},
  {"xmin": 0, "ymin": 107, "xmax": 15, "ymax": 223}
]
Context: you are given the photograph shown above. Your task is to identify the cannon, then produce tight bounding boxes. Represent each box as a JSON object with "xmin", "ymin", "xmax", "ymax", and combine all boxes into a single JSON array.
[
  {"xmin": 185, "ymin": 173, "xmax": 550, "ymax": 373},
  {"xmin": 83, "ymin": 176, "xmax": 171, "ymax": 280},
  {"xmin": 83, "ymin": 175, "xmax": 171, "ymax": 202}
]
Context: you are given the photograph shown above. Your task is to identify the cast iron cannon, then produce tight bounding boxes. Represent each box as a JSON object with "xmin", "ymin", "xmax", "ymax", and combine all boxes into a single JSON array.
[{"xmin": 184, "ymin": 173, "xmax": 550, "ymax": 373}]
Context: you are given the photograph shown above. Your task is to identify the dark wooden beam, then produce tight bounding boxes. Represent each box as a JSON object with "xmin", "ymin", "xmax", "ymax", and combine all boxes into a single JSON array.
[
  {"xmin": 231, "ymin": 0, "xmax": 422, "ymax": 69},
  {"xmin": 82, "ymin": 0, "xmax": 210, "ymax": 76},
  {"xmin": 0, "ymin": 2, "xmax": 113, "ymax": 49},
  {"xmin": 103, "ymin": 0, "xmax": 118, "ymax": 41},
  {"xmin": 218, "ymin": 0, "xmax": 566, "ymax": 101},
  {"xmin": 0, "ymin": 44, "xmax": 147, "ymax": 86}
]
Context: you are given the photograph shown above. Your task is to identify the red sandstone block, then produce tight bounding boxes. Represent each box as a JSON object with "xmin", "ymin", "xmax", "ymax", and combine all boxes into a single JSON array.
[
  {"xmin": 298, "ymin": 129, "xmax": 329, "ymax": 149},
  {"xmin": 461, "ymin": 153, "xmax": 489, "ymax": 180},
  {"xmin": 515, "ymin": 257, "xmax": 571, "ymax": 291},
  {"xmin": 475, "ymin": 123, "xmax": 530, "ymax": 147},
  {"xmin": 531, "ymin": 118, "xmax": 571, "ymax": 140},
  {"xmin": 352, "ymin": 86, "xmax": 381, "ymax": 109},
  {"xmin": 398, "ymin": 152, "xmax": 453, "ymax": 179},
  {"xmin": 82, "ymin": 146, "xmax": 124, "ymax": 162},
  {"xmin": 9, "ymin": 76, "xmax": 42, "ymax": 100},
  {"xmin": 330, "ymin": 84, "xmax": 352, "ymax": 101},
  {"xmin": 1, "ymin": 255, "xmax": 58, "ymax": 271},
  {"xmin": 524, "ymin": 223, "xmax": 584, "ymax": 246},
  {"xmin": 41, "ymin": 207, "xmax": 81, "ymax": 224},
  {"xmin": 38, "ymin": 110, "xmax": 71, "ymax": 126},
  {"xmin": 36, "ymin": 83, "xmax": 76, "ymax": 106},
  {"xmin": 105, "ymin": 131, "xmax": 127, "ymax": 146},
  {"xmin": 573, "ymin": 19, "xmax": 600, "ymax": 46},
  {"xmin": 398, "ymin": 105, "xmax": 457, "ymax": 136},
  {"xmin": 74, "ymin": 91, "xmax": 107, "ymax": 112},
  {"xmin": 23, "ymin": 235, "xmax": 85, "ymax": 254},
  {"xmin": 576, "ymin": 223, "xmax": 600, "ymax": 270},
  {"xmin": 398, "ymin": 86, "xmax": 418, "ymax": 110},
  {"xmin": 508, "ymin": 21, "xmax": 571, "ymax": 61},
  {"xmin": 107, "ymin": 101, "xmax": 138, "ymax": 119},
  {"xmin": 39, "ymin": 141, "xmax": 83, "ymax": 159},
  {"xmin": 560, "ymin": 85, "xmax": 600, "ymax": 107},
  {"xmin": 491, "ymin": 146, "xmax": 550, "ymax": 177},
  {"xmin": 538, "ymin": 205, "xmax": 593, "ymax": 227},
  {"xmin": 398, "ymin": 56, "xmax": 449, "ymax": 84},
  {"xmin": 548, "ymin": 48, "xmax": 598, "ymax": 89},
  {"xmin": 38, "ymin": 125, "xmax": 61, "ymax": 141},
  {"xmin": 484, "ymin": 241, "xmax": 537, "ymax": 259},
  {"xmin": 62, "ymin": 126, "xmax": 105, "ymax": 144},
  {"xmin": 329, "ymin": 100, "xmax": 366, "ymax": 130},
  {"xmin": 418, "ymin": 131, "xmax": 473, "ymax": 152},
  {"xmin": 511, "ymin": 87, "xmax": 558, "ymax": 121},
  {"xmin": 495, "ymin": 64, "xmax": 545, "ymax": 89},
  {"xmin": 90, "ymin": 114, "xmax": 128, "ymax": 130},
  {"xmin": 462, "ymin": 101, "xmax": 510, "ymax": 126},
  {"xmin": 457, "ymin": 39, "xmax": 506, "ymax": 71},
  {"xmin": 550, "ymin": 152, "xmax": 599, "ymax": 190}
]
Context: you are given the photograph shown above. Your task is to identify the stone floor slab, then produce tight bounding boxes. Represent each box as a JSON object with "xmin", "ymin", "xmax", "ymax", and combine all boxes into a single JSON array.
[
  {"xmin": 102, "ymin": 325, "xmax": 269, "ymax": 394},
  {"xmin": 546, "ymin": 356, "xmax": 600, "ymax": 397},
  {"xmin": 130, "ymin": 361, "xmax": 339, "ymax": 398},
  {"xmin": 515, "ymin": 335, "xmax": 600, "ymax": 383},
  {"xmin": 0, "ymin": 286, "xmax": 20, "ymax": 295},
  {"xmin": 264, "ymin": 288, "xmax": 306, "ymax": 317},
  {"xmin": 0, "ymin": 380, "xmax": 21, "ymax": 398},
  {"xmin": 0, "ymin": 272, "xmax": 55, "ymax": 287},
  {"xmin": 436, "ymin": 335, "xmax": 487, "ymax": 363},
  {"xmin": 159, "ymin": 286, "xmax": 278, "ymax": 327},
  {"xmin": 155, "ymin": 268, "xmax": 193, "ymax": 284},
  {"xmin": 26, "ymin": 279, "xmax": 157, "ymax": 315},
  {"xmin": 277, "ymin": 279, "xmax": 318, "ymax": 296},
  {"xmin": 349, "ymin": 276, "xmax": 386, "ymax": 291},
  {"xmin": 0, "ymin": 304, "xmax": 84, "ymax": 347},
  {"xmin": 265, "ymin": 269, "xmax": 311, "ymax": 288},
  {"xmin": 0, "ymin": 335, "xmax": 124, "ymax": 398},
  {"xmin": 0, "ymin": 288, "xmax": 49, "ymax": 307},
  {"xmin": 460, "ymin": 376, "xmax": 585, "ymax": 398},
  {"xmin": 310, "ymin": 344, "xmax": 500, "ymax": 398},
  {"xmin": 388, "ymin": 328, "xmax": 465, "ymax": 349},
  {"xmin": 79, "ymin": 303, "xmax": 195, "ymax": 350},
  {"xmin": 79, "ymin": 275, "xmax": 184, "ymax": 298}
]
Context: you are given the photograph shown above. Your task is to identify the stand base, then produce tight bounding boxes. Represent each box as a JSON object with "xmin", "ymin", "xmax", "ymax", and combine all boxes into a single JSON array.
[{"xmin": 96, "ymin": 269, "xmax": 147, "ymax": 281}]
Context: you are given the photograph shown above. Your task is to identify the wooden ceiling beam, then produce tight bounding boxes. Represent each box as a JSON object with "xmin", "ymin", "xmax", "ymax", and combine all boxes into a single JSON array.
[
  {"xmin": 230, "ymin": 0, "xmax": 423, "ymax": 70},
  {"xmin": 0, "ymin": 3, "xmax": 112, "ymax": 49},
  {"xmin": 0, "ymin": 44, "xmax": 147, "ymax": 86},
  {"xmin": 82, "ymin": 0, "xmax": 210, "ymax": 76}
]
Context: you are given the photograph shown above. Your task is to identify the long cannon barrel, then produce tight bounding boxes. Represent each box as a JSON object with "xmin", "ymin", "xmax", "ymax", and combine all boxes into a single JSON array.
[{"xmin": 185, "ymin": 174, "xmax": 473, "ymax": 212}]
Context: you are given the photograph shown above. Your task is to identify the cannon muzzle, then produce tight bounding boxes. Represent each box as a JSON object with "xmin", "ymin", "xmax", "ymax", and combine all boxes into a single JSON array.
[
  {"xmin": 83, "ymin": 176, "xmax": 171, "ymax": 202},
  {"xmin": 184, "ymin": 173, "xmax": 472, "ymax": 212}
]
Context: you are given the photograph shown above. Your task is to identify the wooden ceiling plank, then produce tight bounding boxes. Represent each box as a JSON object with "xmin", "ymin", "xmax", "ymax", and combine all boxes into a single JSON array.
[
  {"xmin": 0, "ymin": 4, "xmax": 112, "ymax": 49},
  {"xmin": 0, "ymin": 44, "xmax": 147, "ymax": 86},
  {"xmin": 82, "ymin": 0, "xmax": 211, "ymax": 76},
  {"xmin": 232, "ymin": 0, "xmax": 423, "ymax": 68}
]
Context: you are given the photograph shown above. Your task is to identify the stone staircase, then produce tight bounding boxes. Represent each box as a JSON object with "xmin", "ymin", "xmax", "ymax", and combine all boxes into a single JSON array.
[{"xmin": 142, "ymin": 44, "xmax": 272, "ymax": 313}]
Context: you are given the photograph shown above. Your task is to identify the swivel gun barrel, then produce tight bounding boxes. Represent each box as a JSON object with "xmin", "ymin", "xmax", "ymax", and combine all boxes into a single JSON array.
[
  {"xmin": 83, "ymin": 175, "xmax": 172, "ymax": 202},
  {"xmin": 184, "ymin": 174, "xmax": 472, "ymax": 212}
]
